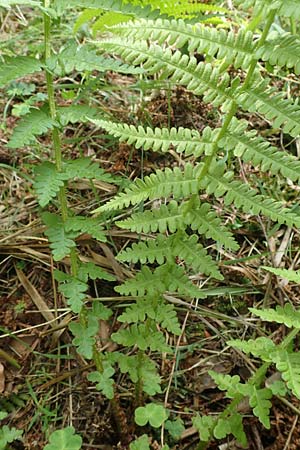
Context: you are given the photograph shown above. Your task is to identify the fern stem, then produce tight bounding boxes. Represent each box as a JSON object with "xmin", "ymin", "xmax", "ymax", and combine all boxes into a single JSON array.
[{"xmin": 198, "ymin": 8, "xmax": 277, "ymax": 181}]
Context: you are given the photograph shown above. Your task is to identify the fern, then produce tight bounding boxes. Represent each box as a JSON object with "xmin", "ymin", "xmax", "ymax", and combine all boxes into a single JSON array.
[
  {"xmin": 91, "ymin": 118, "xmax": 217, "ymax": 156},
  {"xmin": 257, "ymin": 33, "xmax": 300, "ymax": 75},
  {"xmin": 250, "ymin": 304, "xmax": 300, "ymax": 328},
  {"xmin": 53, "ymin": 41, "xmax": 143, "ymax": 75},
  {"xmin": 65, "ymin": 216, "xmax": 107, "ymax": 242},
  {"xmin": 262, "ymin": 266, "xmax": 300, "ymax": 283},
  {"xmin": 111, "ymin": 323, "xmax": 170, "ymax": 352},
  {"xmin": 0, "ymin": 56, "xmax": 42, "ymax": 88},
  {"xmin": 273, "ymin": 350, "xmax": 300, "ymax": 399},
  {"xmin": 116, "ymin": 263, "xmax": 206, "ymax": 298},
  {"xmin": 7, "ymin": 109, "xmax": 53, "ymax": 148},
  {"xmin": 34, "ymin": 162, "xmax": 65, "ymax": 207},
  {"xmin": 109, "ymin": 19, "xmax": 255, "ymax": 69},
  {"xmin": 42, "ymin": 213, "xmax": 77, "ymax": 261},
  {"xmin": 221, "ymin": 118, "xmax": 300, "ymax": 181}
]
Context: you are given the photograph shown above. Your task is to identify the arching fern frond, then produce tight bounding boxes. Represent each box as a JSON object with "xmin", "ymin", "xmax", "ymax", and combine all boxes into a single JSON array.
[
  {"xmin": 91, "ymin": 118, "xmax": 217, "ymax": 156},
  {"xmin": 110, "ymin": 19, "xmax": 255, "ymax": 69},
  {"xmin": 0, "ymin": 56, "xmax": 42, "ymax": 88},
  {"xmin": 221, "ymin": 119, "xmax": 300, "ymax": 181},
  {"xmin": 257, "ymin": 33, "xmax": 300, "ymax": 75},
  {"xmin": 95, "ymin": 38, "xmax": 233, "ymax": 109},
  {"xmin": 202, "ymin": 170, "xmax": 300, "ymax": 228},
  {"xmin": 97, "ymin": 163, "xmax": 201, "ymax": 212}
]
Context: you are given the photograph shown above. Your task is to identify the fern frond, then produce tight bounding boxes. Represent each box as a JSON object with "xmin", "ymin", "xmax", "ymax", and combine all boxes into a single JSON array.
[
  {"xmin": 273, "ymin": 350, "xmax": 300, "ymax": 399},
  {"xmin": 248, "ymin": 387, "xmax": 272, "ymax": 429},
  {"xmin": 236, "ymin": 77, "xmax": 300, "ymax": 138},
  {"xmin": 185, "ymin": 200, "xmax": 239, "ymax": 251},
  {"xmin": 249, "ymin": 304, "xmax": 300, "ymax": 328},
  {"xmin": 59, "ymin": 277, "xmax": 88, "ymax": 313},
  {"xmin": 91, "ymin": 118, "xmax": 217, "ymax": 156},
  {"xmin": 117, "ymin": 201, "xmax": 184, "ymax": 233},
  {"xmin": 33, "ymin": 162, "xmax": 64, "ymax": 207},
  {"xmin": 7, "ymin": 109, "xmax": 53, "ymax": 148},
  {"xmin": 221, "ymin": 119, "xmax": 300, "ymax": 181},
  {"xmin": 92, "ymin": 10, "xmax": 131, "ymax": 33},
  {"xmin": 42, "ymin": 212, "xmax": 77, "ymax": 261},
  {"xmin": 202, "ymin": 171, "xmax": 300, "ymax": 228},
  {"xmin": 0, "ymin": 56, "xmax": 42, "ymax": 88},
  {"xmin": 262, "ymin": 266, "xmax": 300, "ymax": 283},
  {"xmin": 112, "ymin": 323, "xmax": 170, "ymax": 352},
  {"xmin": 116, "ymin": 263, "xmax": 206, "ymax": 298},
  {"xmin": 109, "ymin": 19, "xmax": 255, "ymax": 69},
  {"xmin": 227, "ymin": 337, "xmax": 276, "ymax": 361},
  {"xmin": 65, "ymin": 216, "xmax": 107, "ymax": 241},
  {"xmin": 53, "ymin": 0, "xmax": 167, "ymax": 20},
  {"xmin": 117, "ymin": 232, "xmax": 223, "ymax": 279},
  {"xmin": 115, "ymin": 353, "xmax": 161, "ymax": 395},
  {"xmin": 98, "ymin": 163, "xmax": 201, "ymax": 212},
  {"xmin": 61, "ymin": 157, "xmax": 114, "ymax": 182},
  {"xmin": 54, "ymin": 41, "xmax": 143, "ymax": 75},
  {"xmin": 240, "ymin": 0, "xmax": 300, "ymax": 20},
  {"xmin": 257, "ymin": 33, "xmax": 300, "ymax": 75},
  {"xmin": 95, "ymin": 38, "xmax": 232, "ymax": 109},
  {"xmin": 57, "ymin": 105, "xmax": 99, "ymax": 125}
]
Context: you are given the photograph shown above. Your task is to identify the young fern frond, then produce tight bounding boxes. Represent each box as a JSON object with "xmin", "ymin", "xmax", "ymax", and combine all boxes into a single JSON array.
[
  {"xmin": 257, "ymin": 33, "xmax": 300, "ymax": 75},
  {"xmin": 109, "ymin": 19, "xmax": 256, "ymax": 69}
]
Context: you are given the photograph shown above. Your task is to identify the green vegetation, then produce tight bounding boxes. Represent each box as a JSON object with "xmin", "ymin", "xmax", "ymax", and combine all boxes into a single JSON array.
[{"xmin": 1, "ymin": 0, "xmax": 300, "ymax": 448}]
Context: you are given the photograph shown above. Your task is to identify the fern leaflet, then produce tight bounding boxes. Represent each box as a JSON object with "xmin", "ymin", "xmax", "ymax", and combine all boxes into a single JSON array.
[
  {"xmin": 7, "ymin": 109, "xmax": 53, "ymax": 148},
  {"xmin": 249, "ymin": 304, "xmax": 300, "ymax": 328},
  {"xmin": 0, "ymin": 56, "xmax": 42, "ymax": 88},
  {"xmin": 112, "ymin": 323, "xmax": 170, "ymax": 352},
  {"xmin": 110, "ymin": 19, "xmax": 255, "ymax": 69},
  {"xmin": 33, "ymin": 162, "xmax": 65, "ymax": 207},
  {"xmin": 257, "ymin": 33, "xmax": 300, "ymax": 75},
  {"xmin": 42, "ymin": 213, "xmax": 77, "ymax": 261}
]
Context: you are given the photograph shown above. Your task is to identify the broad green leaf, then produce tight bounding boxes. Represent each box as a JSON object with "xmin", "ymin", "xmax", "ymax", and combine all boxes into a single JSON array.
[
  {"xmin": 129, "ymin": 435, "xmax": 150, "ymax": 450},
  {"xmin": 135, "ymin": 403, "xmax": 168, "ymax": 428},
  {"xmin": 44, "ymin": 426, "xmax": 82, "ymax": 450}
]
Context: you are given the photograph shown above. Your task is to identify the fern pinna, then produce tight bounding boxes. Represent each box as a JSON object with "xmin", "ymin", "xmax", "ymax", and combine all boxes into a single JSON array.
[{"xmin": 88, "ymin": 1, "xmax": 300, "ymax": 447}]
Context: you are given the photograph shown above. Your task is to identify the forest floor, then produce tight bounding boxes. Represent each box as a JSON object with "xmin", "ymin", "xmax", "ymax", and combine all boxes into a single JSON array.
[{"xmin": 1, "ymin": 5, "xmax": 300, "ymax": 450}]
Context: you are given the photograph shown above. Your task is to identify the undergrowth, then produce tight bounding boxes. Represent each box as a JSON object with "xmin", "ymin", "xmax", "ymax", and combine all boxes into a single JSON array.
[{"xmin": 1, "ymin": 0, "xmax": 300, "ymax": 449}]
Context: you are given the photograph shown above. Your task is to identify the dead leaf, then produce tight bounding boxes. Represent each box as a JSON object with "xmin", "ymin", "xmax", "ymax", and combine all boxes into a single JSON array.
[{"xmin": 0, "ymin": 362, "xmax": 5, "ymax": 393}]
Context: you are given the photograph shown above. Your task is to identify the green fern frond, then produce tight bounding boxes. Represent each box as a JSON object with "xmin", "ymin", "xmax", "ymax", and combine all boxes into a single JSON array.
[
  {"xmin": 0, "ymin": 56, "xmax": 42, "ymax": 88},
  {"xmin": 118, "ymin": 298, "xmax": 181, "ymax": 335},
  {"xmin": 116, "ymin": 263, "xmax": 206, "ymax": 298},
  {"xmin": 97, "ymin": 163, "xmax": 201, "ymax": 212},
  {"xmin": 61, "ymin": 157, "xmax": 114, "ymax": 182},
  {"xmin": 112, "ymin": 323, "xmax": 170, "ymax": 352},
  {"xmin": 73, "ymin": 7, "xmax": 101, "ymax": 33},
  {"xmin": 7, "ymin": 109, "xmax": 53, "ymax": 148},
  {"xmin": 249, "ymin": 304, "xmax": 300, "ymax": 328},
  {"xmin": 248, "ymin": 387, "xmax": 272, "ymax": 429},
  {"xmin": 57, "ymin": 105, "xmax": 100, "ymax": 125},
  {"xmin": 257, "ymin": 33, "xmax": 300, "ymax": 75},
  {"xmin": 117, "ymin": 201, "xmax": 184, "ymax": 233},
  {"xmin": 239, "ymin": 0, "xmax": 300, "ymax": 20},
  {"xmin": 54, "ymin": 41, "xmax": 143, "ymax": 75},
  {"xmin": 273, "ymin": 350, "xmax": 300, "ymax": 399},
  {"xmin": 221, "ymin": 119, "xmax": 300, "ymax": 181},
  {"xmin": 59, "ymin": 277, "xmax": 88, "ymax": 313},
  {"xmin": 65, "ymin": 216, "xmax": 107, "ymax": 241},
  {"xmin": 110, "ymin": 19, "xmax": 255, "ymax": 69},
  {"xmin": 42, "ymin": 212, "xmax": 77, "ymax": 261},
  {"xmin": 33, "ymin": 162, "xmax": 65, "ymax": 207},
  {"xmin": 95, "ymin": 38, "xmax": 232, "ymax": 109},
  {"xmin": 53, "ymin": 0, "xmax": 167, "ymax": 20},
  {"xmin": 78, "ymin": 261, "xmax": 115, "ymax": 283},
  {"xmin": 158, "ymin": 1, "xmax": 228, "ymax": 18},
  {"xmin": 236, "ymin": 77, "xmax": 300, "ymax": 138},
  {"xmin": 185, "ymin": 200, "xmax": 239, "ymax": 251},
  {"xmin": 91, "ymin": 118, "xmax": 217, "ymax": 156},
  {"xmin": 262, "ymin": 266, "xmax": 300, "ymax": 283},
  {"xmin": 202, "ymin": 171, "xmax": 300, "ymax": 228},
  {"xmin": 227, "ymin": 337, "xmax": 276, "ymax": 361},
  {"xmin": 92, "ymin": 11, "xmax": 131, "ymax": 33},
  {"xmin": 117, "ymin": 232, "xmax": 223, "ymax": 279},
  {"xmin": 115, "ymin": 353, "xmax": 161, "ymax": 395}
]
